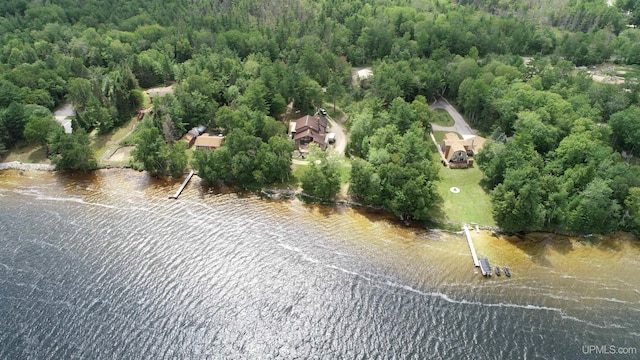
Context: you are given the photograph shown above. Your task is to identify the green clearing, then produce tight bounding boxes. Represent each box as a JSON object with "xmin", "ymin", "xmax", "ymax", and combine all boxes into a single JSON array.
[
  {"xmin": 434, "ymin": 164, "xmax": 495, "ymax": 227},
  {"xmin": 93, "ymin": 116, "xmax": 139, "ymax": 162},
  {"xmin": 615, "ymin": 65, "xmax": 640, "ymax": 81},
  {"xmin": 291, "ymin": 157, "xmax": 351, "ymax": 186},
  {"xmin": 432, "ymin": 130, "xmax": 462, "ymax": 144},
  {"xmin": 431, "ymin": 109, "xmax": 455, "ymax": 126},
  {"xmin": 2, "ymin": 143, "xmax": 50, "ymax": 164}
]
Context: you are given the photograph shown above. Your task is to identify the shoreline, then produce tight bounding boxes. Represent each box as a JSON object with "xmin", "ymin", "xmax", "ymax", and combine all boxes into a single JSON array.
[
  {"xmin": 2, "ymin": 163, "xmax": 631, "ymax": 239},
  {"xmin": 0, "ymin": 161, "xmax": 56, "ymax": 171},
  {"xmin": 0, "ymin": 162, "xmax": 500, "ymax": 232},
  {"xmin": 0, "ymin": 161, "xmax": 134, "ymax": 172}
]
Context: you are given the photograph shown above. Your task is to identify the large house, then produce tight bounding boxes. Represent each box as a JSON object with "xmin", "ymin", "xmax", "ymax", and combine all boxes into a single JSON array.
[
  {"xmin": 441, "ymin": 133, "xmax": 486, "ymax": 168},
  {"xmin": 291, "ymin": 115, "xmax": 327, "ymax": 150}
]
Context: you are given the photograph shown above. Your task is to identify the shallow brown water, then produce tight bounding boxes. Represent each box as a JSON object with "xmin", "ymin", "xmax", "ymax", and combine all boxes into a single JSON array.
[{"xmin": 1, "ymin": 169, "xmax": 638, "ymax": 359}]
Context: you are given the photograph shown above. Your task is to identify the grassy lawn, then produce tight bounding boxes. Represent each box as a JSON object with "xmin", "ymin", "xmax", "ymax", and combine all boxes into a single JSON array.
[
  {"xmin": 292, "ymin": 157, "xmax": 351, "ymax": 183},
  {"xmin": 432, "ymin": 130, "xmax": 462, "ymax": 144},
  {"xmin": 93, "ymin": 89, "xmax": 156, "ymax": 162},
  {"xmin": 614, "ymin": 65, "xmax": 640, "ymax": 81},
  {"xmin": 336, "ymin": 158, "xmax": 351, "ymax": 184},
  {"xmin": 289, "ymin": 155, "xmax": 351, "ymax": 193},
  {"xmin": 431, "ymin": 109, "xmax": 455, "ymax": 126},
  {"xmin": 435, "ymin": 164, "xmax": 495, "ymax": 227},
  {"xmin": 92, "ymin": 117, "xmax": 139, "ymax": 162},
  {"xmin": 291, "ymin": 163, "xmax": 307, "ymax": 184},
  {"xmin": 3, "ymin": 143, "xmax": 50, "ymax": 163},
  {"xmin": 592, "ymin": 63, "xmax": 640, "ymax": 78}
]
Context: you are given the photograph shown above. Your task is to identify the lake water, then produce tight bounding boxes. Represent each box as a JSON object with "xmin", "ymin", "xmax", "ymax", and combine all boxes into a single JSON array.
[{"xmin": 1, "ymin": 169, "xmax": 639, "ymax": 359}]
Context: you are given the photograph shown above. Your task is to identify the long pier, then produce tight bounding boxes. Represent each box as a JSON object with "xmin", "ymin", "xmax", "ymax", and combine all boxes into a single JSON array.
[
  {"xmin": 463, "ymin": 224, "xmax": 493, "ymax": 276},
  {"xmin": 463, "ymin": 224, "xmax": 480, "ymax": 267},
  {"xmin": 169, "ymin": 170, "xmax": 194, "ymax": 199}
]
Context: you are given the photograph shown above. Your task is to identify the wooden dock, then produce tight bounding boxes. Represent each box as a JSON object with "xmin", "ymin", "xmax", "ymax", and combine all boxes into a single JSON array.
[
  {"xmin": 463, "ymin": 224, "xmax": 480, "ymax": 267},
  {"xmin": 169, "ymin": 170, "xmax": 194, "ymax": 199},
  {"xmin": 464, "ymin": 224, "xmax": 493, "ymax": 277}
]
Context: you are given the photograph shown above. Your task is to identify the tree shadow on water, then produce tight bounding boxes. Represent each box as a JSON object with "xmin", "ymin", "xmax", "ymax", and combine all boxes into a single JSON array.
[
  {"xmin": 583, "ymin": 232, "xmax": 637, "ymax": 252},
  {"xmin": 503, "ymin": 232, "xmax": 575, "ymax": 267},
  {"xmin": 55, "ymin": 169, "xmax": 104, "ymax": 190}
]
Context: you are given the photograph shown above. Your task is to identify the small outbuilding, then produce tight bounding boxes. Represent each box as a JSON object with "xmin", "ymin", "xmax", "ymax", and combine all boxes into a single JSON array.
[{"xmin": 181, "ymin": 133, "xmax": 196, "ymax": 148}]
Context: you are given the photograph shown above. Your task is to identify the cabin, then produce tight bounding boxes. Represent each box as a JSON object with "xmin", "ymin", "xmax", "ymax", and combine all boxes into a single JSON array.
[
  {"xmin": 180, "ymin": 126, "xmax": 209, "ymax": 148},
  {"xmin": 194, "ymin": 134, "xmax": 224, "ymax": 151},
  {"xmin": 181, "ymin": 133, "xmax": 196, "ymax": 148},
  {"xmin": 292, "ymin": 115, "xmax": 328, "ymax": 151},
  {"xmin": 441, "ymin": 133, "xmax": 486, "ymax": 168}
]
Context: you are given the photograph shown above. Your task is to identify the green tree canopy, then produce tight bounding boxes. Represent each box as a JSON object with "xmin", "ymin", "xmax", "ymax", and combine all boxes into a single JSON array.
[
  {"xmin": 609, "ymin": 106, "xmax": 640, "ymax": 154},
  {"xmin": 300, "ymin": 151, "xmax": 341, "ymax": 201},
  {"xmin": 49, "ymin": 129, "xmax": 97, "ymax": 171}
]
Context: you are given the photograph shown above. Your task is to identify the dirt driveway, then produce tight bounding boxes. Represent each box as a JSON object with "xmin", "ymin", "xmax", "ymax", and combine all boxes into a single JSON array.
[{"xmin": 326, "ymin": 116, "xmax": 346, "ymax": 156}]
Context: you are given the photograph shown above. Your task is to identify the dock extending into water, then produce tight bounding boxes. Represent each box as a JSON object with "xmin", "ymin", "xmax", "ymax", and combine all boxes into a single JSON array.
[
  {"xmin": 463, "ymin": 224, "xmax": 480, "ymax": 267},
  {"xmin": 464, "ymin": 224, "xmax": 493, "ymax": 276},
  {"xmin": 169, "ymin": 170, "xmax": 194, "ymax": 199}
]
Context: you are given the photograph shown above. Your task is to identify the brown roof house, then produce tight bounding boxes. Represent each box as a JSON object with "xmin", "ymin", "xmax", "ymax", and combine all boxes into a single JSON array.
[
  {"xmin": 291, "ymin": 115, "xmax": 328, "ymax": 150},
  {"xmin": 182, "ymin": 132, "xmax": 196, "ymax": 148},
  {"xmin": 194, "ymin": 134, "xmax": 225, "ymax": 151},
  {"xmin": 440, "ymin": 133, "xmax": 486, "ymax": 168},
  {"xmin": 181, "ymin": 126, "xmax": 209, "ymax": 148}
]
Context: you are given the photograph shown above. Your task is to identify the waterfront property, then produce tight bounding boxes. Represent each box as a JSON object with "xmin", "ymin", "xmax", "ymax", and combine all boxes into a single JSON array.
[
  {"xmin": 194, "ymin": 134, "xmax": 225, "ymax": 151},
  {"xmin": 181, "ymin": 126, "xmax": 210, "ymax": 148},
  {"xmin": 463, "ymin": 224, "xmax": 492, "ymax": 277},
  {"xmin": 169, "ymin": 170, "xmax": 195, "ymax": 199},
  {"xmin": 182, "ymin": 133, "xmax": 196, "ymax": 148},
  {"xmin": 440, "ymin": 133, "xmax": 486, "ymax": 168},
  {"xmin": 291, "ymin": 115, "xmax": 328, "ymax": 151}
]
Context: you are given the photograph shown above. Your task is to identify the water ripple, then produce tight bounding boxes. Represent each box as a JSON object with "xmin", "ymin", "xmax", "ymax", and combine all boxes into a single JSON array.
[{"xmin": 0, "ymin": 171, "xmax": 639, "ymax": 359}]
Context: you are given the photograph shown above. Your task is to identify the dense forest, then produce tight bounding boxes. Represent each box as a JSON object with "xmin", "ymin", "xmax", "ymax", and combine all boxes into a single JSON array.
[{"xmin": 0, "ymin": 0, "xmax": 639, "ymax": 235}]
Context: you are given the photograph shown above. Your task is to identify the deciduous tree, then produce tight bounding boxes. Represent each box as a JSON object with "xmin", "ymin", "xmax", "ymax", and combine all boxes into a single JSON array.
[
  {"xmin": 301, "ymin": 153, "xmax": 341, "ymax": 201},
  {"xmin": 49, "ymin": 129, "xmax": 97, "ymax": 171}
]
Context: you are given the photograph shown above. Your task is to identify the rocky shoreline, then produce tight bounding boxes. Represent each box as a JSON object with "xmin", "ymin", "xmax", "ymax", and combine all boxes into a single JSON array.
[
  {"xmin": 0, "ymin": 161, "xmax": 136, "ymax": 172},
  {"xmin": 0, "ymin": 161, "xmax": 56, "ymax": 171}
]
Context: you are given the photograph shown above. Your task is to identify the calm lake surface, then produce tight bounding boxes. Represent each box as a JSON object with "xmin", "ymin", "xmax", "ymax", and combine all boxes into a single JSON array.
[{"xmin": 1, "ymin": 169, "xmax": 639, "ymax": 359}]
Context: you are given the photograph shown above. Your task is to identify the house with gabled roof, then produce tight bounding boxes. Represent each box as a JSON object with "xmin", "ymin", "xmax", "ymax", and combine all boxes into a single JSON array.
[
  {"xmin": 291, "ymin": 114, "xmax": 328, "ymax": 151},
  {"xmin": 194, "ymin": 134, "xmax": 224, "ymax": 151},
  {"xmin": 441, "ymin": 133, "xmax": 486, "ymax": 168}
]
